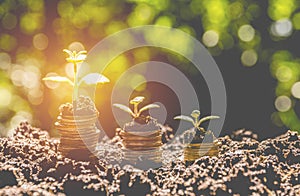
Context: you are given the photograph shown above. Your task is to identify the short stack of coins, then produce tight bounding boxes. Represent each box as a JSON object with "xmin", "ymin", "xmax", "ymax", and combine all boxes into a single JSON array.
[
  {"xmin": 55, "ymin": 113, "xmax": 100, "ymax": 158},
  {"xmin": 184, "ymin": 141, "xmax": 220, "ymax": 162},
  {"xmin": 118, "ymin": 129, "xmax": 162, "ymax": 163}
]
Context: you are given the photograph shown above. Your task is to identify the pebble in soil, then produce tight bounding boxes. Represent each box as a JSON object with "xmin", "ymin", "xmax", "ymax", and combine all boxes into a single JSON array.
[{"xmin": 0, "ymin": 122, "xmax": 300, "ymax": 195}]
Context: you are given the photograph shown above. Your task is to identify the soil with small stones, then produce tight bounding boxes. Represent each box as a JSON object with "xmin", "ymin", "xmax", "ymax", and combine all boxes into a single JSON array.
[
  {"xmin": 123, "ymin": 116, "xmax": 161, "ymax": 132},
  {"xmin": 1, "ymin": 122, "xmax": 300, "ymax": 195},
  {"xmin": 59, "ymin": 96, "xmax": 97, "ymax": 116}
]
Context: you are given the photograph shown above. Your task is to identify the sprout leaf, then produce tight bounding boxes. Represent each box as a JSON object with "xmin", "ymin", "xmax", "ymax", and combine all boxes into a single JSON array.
[
  {"xmin": 198, "ymin": 115, "xmax": 220, "ymax": 127},
  {"xmin": 139, "ymin": 104, "xmax": 160, "ymax": 114},
  {"xmin": 130, "ymin": 96, "xmax": 145, "ymax": 105},
  {"xmin": 42, "ymin": 76, "xmax": 74, "ymax": 86},
  {"xmin": 63, "ymin": 49, "xmax": 87, "ymax": 63},
  {"xmin": 113, "ymin": 104, "xmax": 135, "ymax": 117},
  {"xmin": 63, "ymin": 49, "xmax": 73, "ymax": 56},
  {"xmin": 191, "ymin": 110, "xmax": 200, "ymax": 119},
  {"xmin": 174, "ymin": 115, "xmax": 194, "ymax": 124},
  {"xmin": 80, "ymin": 73, "xmax": 110, "ymax": 85},
  {"xmin": 77, "ymin": 50, "xmax": 87, "ymax": 56}
]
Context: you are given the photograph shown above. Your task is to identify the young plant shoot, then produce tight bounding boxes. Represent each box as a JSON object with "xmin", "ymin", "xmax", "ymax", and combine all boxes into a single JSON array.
[
  {"xmin": 174, "ymin": 110, "xmax": 219, "ymax": 133},
  {"xmin": 42, "ymin": 49, "xmax": 110, "ymax": 101},
  {"xmin": 113, "ymin": 96, "xmax": 160, "ymax": 119}
]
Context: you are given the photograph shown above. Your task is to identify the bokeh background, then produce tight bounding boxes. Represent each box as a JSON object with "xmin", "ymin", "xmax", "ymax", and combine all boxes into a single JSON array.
[{"xmin": 0, "ymin": 0, "xmax": 300, "ymax": 139}]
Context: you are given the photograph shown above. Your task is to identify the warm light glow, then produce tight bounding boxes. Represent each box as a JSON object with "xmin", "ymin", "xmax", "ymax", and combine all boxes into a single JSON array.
[
  {"xmin": 0, "ymin": 52, "xmax": 11, "ymax": 70},
  {"xmin": 129, "ymin": 74, "xmax": 147, "ymax": 92},
  {"xmin": 2, "ymin": 13, "xmax": 17, "ymax": 30},
  {"xmin": 276, "ymin": 66, "xmax": 293, "ymax": 82},
  {"xmin": 44, "ymin": 72, "xmax": 61, "ymax": 89},
  {"xmin": 238, "ymin": 24, "xmax": 255, "ymax": 42},
  {"xmin": 202, "ymin": 30, "xmax": 219, "ymax": 47},
  {"xmin": 10, "ymin": 111, "xmax": 32, "ymax": 128},
  {"xmin": 68, "ymin": 42, "xmax": 85, "ymax": 52},
  {"xmin": 0, "ymin": 34, "xmax": 17, "ymax": 51},
  {"xmin": 33, "ymin": 33, "xmax": 48, "ymax": 50},
  {"xmin": 28, "ymin": 88, "xmax": 44, "ymax": 105},
  {"xmin": 65, "ymin": 63, "xmax": 75, "ymax": 78},
  {"xmin": 241, "ymin": 49, "xmax": 258, "ymax": 67},
  {"xmin": 20, "ymin": 13, "xmax": 44, "ymax": 34},
  {"xmin": 0, "ymin": 88, "xmax": 12, "ymax": 107},
  {"xmin": 10, "ymin": 66, "xmax": 25, "ymax": 87},
  {"xmin": 155, "ymin": 16, "xmax": 173, "ymax": 27},
  {"xmin": 1, "ymin": 0, "xmax": 300, "ymax": 134},
  {"xmin": 292, "ymin": 12, "xmax": 300, "ymax": 30},
  {"xmin": 271, "ymin": 19, "xmax": 293, "ymax": 37},
  {"xmin": 268, "ymin": 0, "xmax": 295, "ymax": 21},
  {"xmin": 275, "ymin": 95, "xmax": 291, "ymax": 112},
  {"xmin": 291, "ymin": 82, "xmax": 300, "ymax": 99},
  {"xmin": 127, "ymin": 4, "xmax": 154, "ymax": 26}
]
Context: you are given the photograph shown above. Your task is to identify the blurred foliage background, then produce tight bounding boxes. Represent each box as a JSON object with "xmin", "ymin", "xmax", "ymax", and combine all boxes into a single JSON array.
[{"xmin": 0, "ymin": 0, "xmax": 300, "ymax": 137}]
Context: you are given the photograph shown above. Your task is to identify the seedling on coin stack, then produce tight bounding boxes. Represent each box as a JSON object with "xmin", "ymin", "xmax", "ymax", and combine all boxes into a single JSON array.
[
  {"xmin": 43, "ymin": 49, "xmax": 109, "ymax": 160},
  {"xmin": 174, "ymin": 110, "xmax": 220, "ymax": 161},
  {"xmin": 113, "ymin": 96, "xmax": 162, "ymax": 165}
]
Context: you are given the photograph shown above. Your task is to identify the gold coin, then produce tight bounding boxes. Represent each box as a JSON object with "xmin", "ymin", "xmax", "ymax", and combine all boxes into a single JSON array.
[
  {"xmin": 60, "ymin": 138, "xmax": 98, "ymax": 146},
  {"xmin": 58, "ymin": 114, "xmax": 98, "ymax": 120},
  {"xmin": 124, "ymin": 154, "xmax": 162, "ymax": 162},
  {"xmin": 55, "ymin": 123, "xmax": 97, "ymax": 131},
  {"xmin": 123, "ymin": 148, "xmax": 161, "ymax": 155},
  {"xmin": 123, "ymin": 142, "xmax": 162, "ymax": 149},
  {"xmin": 121, "ymin": 135, "xmax": 161, "ymax": 142},
  {"xmin": 184, "ymin": 142, "xmax": 219, "ymax": 161},
  {"xmin": 119, "ymin": 130, "xmax": 161, "ymax": 137},
  {"xmin": 59, "ymin": 145, "xmax": 97, "ymax": 152}
]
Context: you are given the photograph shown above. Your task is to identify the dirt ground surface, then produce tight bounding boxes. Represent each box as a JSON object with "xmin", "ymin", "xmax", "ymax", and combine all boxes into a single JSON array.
[{"xmin": 0, "ymin": 122, "xmax": 299, "ymax": 195}]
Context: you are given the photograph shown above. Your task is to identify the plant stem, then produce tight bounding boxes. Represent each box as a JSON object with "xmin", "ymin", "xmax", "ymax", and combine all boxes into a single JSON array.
[
  {"xmin": 133, "ymin": 103, "xmax": 138, "ymax": 118},
  {"xmin": 193, "ymin": 116, "xmax": 198, "ymax": 129},
  {"xmin": 73, "ymin": 62, "xmax": 78, "ymax": 102}
]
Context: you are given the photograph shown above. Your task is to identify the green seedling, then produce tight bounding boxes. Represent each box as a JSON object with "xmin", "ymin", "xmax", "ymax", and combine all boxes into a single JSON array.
[
  {"xmin": 43, "ymin": 49, "xmax": 110, "ymax": 101},
  {"xmin": 113, "ymin": 96, "xmax": 160, "ymax": 118},
  {"xmin": 174, "ymin": 110, "xmax": 219, "ymax": 133}
]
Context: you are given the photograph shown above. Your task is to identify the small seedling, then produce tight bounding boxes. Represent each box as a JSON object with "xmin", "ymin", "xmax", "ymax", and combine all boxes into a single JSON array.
[
  {"xmin": 113, "ymin": 96, "xmax": 160, "ymax": 119},
  {"xmin": 42, "ymin": 49, "xmax": 110, "ymax": 101},
  {"xmin": 174, "ymin": 110, "xmax": 219, "ymax": 133}
]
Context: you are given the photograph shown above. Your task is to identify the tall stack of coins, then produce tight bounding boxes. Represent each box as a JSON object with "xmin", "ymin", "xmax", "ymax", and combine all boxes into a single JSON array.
[
  {"xmin": 118, "ymin": 128, "xmax": 162, "ymax": 163},
  {"xmin": 184, "ymin": 141, "xmax": 220, "ymax": 161},
  {"xmin": 55, "ymin": 113, "xmax": 100, "ymax": 158}
]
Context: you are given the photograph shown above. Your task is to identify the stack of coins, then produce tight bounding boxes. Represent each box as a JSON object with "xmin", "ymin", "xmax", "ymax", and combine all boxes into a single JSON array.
[
  {"xmin": 118, "ymin": 129, "xmax": 162, "ymax": 163},
  {"xmin": 184, "ymin": 141, "xmax": 220, "ymax": 161},
  {"xmin": 55, "ymin": 113, "xmax": 100, "ymax": 158}
]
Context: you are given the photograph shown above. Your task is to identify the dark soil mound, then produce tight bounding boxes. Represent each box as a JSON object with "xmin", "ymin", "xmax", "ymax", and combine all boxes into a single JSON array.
[
  {"xmin": 0, "ymin": 122, "xmax": 300, "ymax": 195},
  {"xmin": 123, "ymin": 116, "xmax": 161, "ymax": 132},
  {"xmin": 59, "ymin": 96, "xmax": 97, "ymax": 116}
]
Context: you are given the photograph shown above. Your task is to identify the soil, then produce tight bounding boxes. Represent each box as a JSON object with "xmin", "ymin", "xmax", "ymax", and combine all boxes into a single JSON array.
[
  {"xmin": 1, "ymin": 122, "xmax": 300, "ymax": 195},
  {"xmin": 191, "ymin": 130, "xmax": 214, "ymax": 144},
  {"xmin": 59, "ymin": 96, "xmax": 97, "ymax": 116},
  {"xmin": 123, "ymin": 116, "xmax": 161, "ymax": 132}
]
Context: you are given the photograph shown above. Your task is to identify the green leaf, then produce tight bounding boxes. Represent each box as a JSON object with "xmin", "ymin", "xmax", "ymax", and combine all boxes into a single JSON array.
[
  {"xmin": 130, "ymin": 96, "xmax": 145, "ymax": 104},
  {"xmin": 42, "ymin": 76, "xmax": 73, "ymax": 86},
  {"xmin": 79, "ymin": 73, "xmax": 110, "ymax": 85},
  {"xmin": 113, "ymin": 104, "xmax": 134, "ymax": 117},
  {"xmin": 198, "ymin": 115, "xmax": 220, "ymax": 126},
  {"xmin": 63, "ymin": 49, "xmax": 73, "ymax": 57},
  {"xmin": 139, "ymin": 104, "xmax": 160, "ymax": 114},
  {"xmin": 174, "ymin": 115, "xmax": 195, "ymax": 124},
  {"xmin": 191, "ymin": 110, "xmax": 200, "ymax": 119},
  {"xmin": 76, "ymin": 50, "xmax": 87, "ymax": 56}
]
